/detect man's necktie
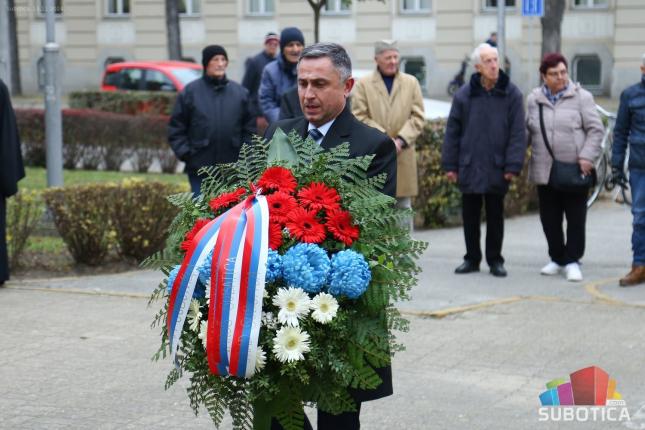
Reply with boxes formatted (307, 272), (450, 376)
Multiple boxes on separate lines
(307, 128), (323, 142)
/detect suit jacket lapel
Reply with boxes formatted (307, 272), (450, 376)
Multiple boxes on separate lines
(321, 105), (352, 150)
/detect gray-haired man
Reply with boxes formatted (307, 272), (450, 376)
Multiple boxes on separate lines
(441, 43), (526, 278)
(264, 42), (397, 430)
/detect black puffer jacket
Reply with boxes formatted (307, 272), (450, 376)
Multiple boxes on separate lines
(168, 75), (255, 173)
(442, 70), (526, 194)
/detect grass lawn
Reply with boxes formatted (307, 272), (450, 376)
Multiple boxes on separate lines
(21, 167), (188, 190)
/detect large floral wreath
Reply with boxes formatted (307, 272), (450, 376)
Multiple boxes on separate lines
(147, 130), (427, 429)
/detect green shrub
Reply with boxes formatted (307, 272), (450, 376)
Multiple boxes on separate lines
(108, 179), (182, 262)
(413, 119), (537, 228)
(6, 190), (44, 269)
(43, 184), (115, 266)
(69, 91), (177, 116)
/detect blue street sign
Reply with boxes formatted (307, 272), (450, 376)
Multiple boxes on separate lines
(522, 0), (544, 17)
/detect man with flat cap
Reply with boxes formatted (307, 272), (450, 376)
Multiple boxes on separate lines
(169, 44), (255, 195)
(352, 39), (425, 231)
(265, 42), (397, 430)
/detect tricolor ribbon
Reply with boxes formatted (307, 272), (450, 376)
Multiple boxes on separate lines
(167, 193), (269, 378)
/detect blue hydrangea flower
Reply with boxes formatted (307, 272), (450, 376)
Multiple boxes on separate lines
(327, 250), (371, 299)
(166, 265), (181, 294)
(166, 259), (206, 299)
(197, 250), (213, 286)
(266, 249), (283, 283)
(282, 243), (331, 293)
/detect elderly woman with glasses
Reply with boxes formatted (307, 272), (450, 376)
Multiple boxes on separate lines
(525, 53), (604, 282)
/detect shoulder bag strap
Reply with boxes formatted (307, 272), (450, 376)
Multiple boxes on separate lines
(539, 103), (556, 160)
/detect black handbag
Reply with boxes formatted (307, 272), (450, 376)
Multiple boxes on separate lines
(539, 104), (596, 192)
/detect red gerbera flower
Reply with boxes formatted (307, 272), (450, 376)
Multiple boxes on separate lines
(257, 167), (298, 194)
(266, 191), (298, 224)
(326, 210), (360, 246)
(268, 221), (283, 250)
(297, 182), (341, 212)
(208, 188), (246, 213)
(180, 218), (211, 251)
(285, 207), (327, 244)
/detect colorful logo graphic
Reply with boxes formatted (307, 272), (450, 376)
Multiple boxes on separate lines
(539, 365), (622, 406)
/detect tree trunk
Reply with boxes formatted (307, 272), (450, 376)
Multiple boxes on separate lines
(8, 0), (21, 95)
(540, 0), (565, 58)
(165, 0), (182, 60)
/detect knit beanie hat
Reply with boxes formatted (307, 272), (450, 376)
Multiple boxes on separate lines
(279, 27), (304, 51)
(201, 45), (228, 69)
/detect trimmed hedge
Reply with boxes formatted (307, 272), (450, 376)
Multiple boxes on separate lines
(6, 190), (44, 269)
(15, 108), (177, 173)
(69, 90), (177, 116)
(43, 181), (183, 266)
(413, 119), (537, 228)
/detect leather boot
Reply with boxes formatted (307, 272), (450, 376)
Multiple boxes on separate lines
(619, 265), (645, 287)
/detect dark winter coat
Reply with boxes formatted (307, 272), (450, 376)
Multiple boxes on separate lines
(259, 55), (298, 124)
(168, 75), (255, 174)
(613, 75), (645, 171)
(442, 70), (526, 195)
(278, 86), (302, 120)
(241, 50), (276, 118)
(1, 78), (25, 283)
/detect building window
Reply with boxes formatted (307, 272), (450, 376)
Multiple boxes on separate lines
(573, 55), (602, 91)
(179, 0), (201, 16)
(572, 0), (608, 8)
(323, 0), (350, 14)
(400, 0), (431, 14)
(483, 0), (516, 10)
(401, 57), (426, 89)
(248, 0), (274, 15)
(37, 0), (63, 15)
(106, 0), (130, 16)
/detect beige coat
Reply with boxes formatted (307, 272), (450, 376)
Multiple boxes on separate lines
(526, 83), (604, 185)
(352, 70), (425, 197)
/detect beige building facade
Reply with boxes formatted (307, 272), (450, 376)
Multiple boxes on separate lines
(11, 0), (645, 97)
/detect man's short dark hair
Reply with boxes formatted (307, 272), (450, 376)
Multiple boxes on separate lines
(540, 53), (568, 75)
(298, 42), (352, 83)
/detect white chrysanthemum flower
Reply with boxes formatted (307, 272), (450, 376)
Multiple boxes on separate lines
(187, 299), (202, 332)
(198, 320), (208, 350)
(263, 288), (269, 299)
(255, 347), (267, 373)
(205, 284), (211, 306)
(261, 311), (278, 329)
(310, 292), (339, 324)
(272, 326), (310, 363)
(272, 287), (311, 327)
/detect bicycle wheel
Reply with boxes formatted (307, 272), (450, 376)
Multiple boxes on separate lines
(587, 153), (608, 208)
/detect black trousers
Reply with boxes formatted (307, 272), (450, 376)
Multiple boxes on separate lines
(0, 197), (8, 283)
(537, 185), (587, 266)
(270, 403), (362, 430)
(461, 193), (505, 266)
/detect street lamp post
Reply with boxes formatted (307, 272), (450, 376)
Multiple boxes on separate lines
(43, 0), (63, 187)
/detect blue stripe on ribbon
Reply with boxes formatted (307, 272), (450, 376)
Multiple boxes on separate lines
(236, 200), (264, 376)
(169, 214), (227, 355)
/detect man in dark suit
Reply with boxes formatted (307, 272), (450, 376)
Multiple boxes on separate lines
(0, 78), (25, 286)
(264, 42), (396, 430)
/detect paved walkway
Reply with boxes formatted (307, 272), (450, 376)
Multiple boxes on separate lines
(2, 201), (645, 429)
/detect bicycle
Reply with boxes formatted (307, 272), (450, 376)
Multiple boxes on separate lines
(586, 105), (631, 208)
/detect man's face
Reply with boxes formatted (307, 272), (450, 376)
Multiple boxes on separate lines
(474, 47), (499, 82)
(283, 41), (304, 64)
(490, 34), (497, 44)
(375, 49), (400, 77)
(542, 62), (569, 94)
(297, 57), (354, 127)
(641, 64), (645, 75)
(265, 40), (279, 57)
(206, 55), (227, 78)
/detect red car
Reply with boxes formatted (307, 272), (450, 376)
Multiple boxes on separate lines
(101, 61), (202, 92)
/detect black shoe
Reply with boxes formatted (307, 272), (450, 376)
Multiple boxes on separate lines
(489, 263), (507, 277)
(455, 261), (480, 274)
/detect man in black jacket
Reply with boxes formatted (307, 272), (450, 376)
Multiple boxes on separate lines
(264, 43), (397, 429)
(242, 32), (279, 134)
(0, 78), (25, 286)
(168, 45), (255, 195)
(441, 43), (526, 278)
